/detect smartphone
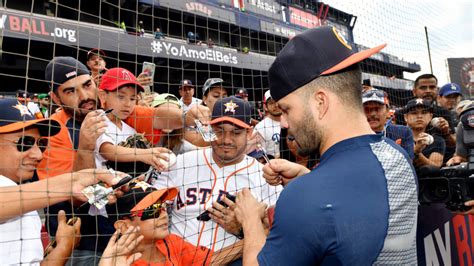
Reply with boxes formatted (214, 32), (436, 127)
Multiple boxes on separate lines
(142, 62), (155, 95)
(197, 193), (236, 222)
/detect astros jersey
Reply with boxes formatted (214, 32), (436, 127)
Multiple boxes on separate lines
(154, 147), (282, 251)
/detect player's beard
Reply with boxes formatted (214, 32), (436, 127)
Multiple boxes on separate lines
(290, 110), (321, 157)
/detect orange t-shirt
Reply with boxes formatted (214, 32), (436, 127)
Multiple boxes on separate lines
(132, 234), (213, 266)
(37, 107), (161, 180)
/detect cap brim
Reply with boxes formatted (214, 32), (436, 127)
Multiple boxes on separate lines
(362, 98), (385, 105)
(321, 44), (387, 75)
(130, 187), (178, 212)
(210, 117), (250, 129)
(441, 91), (462, 97)
(0, 118), (61, 137)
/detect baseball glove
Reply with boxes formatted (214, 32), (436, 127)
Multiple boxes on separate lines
(106, 133), (152, 177)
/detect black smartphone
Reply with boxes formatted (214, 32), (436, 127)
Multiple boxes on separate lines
(197, 193), (236, 222)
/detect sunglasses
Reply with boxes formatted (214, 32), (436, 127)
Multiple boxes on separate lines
(1, 136), (48, 153)
(132, 202), (167, 221)
(363, 90), (386, 98)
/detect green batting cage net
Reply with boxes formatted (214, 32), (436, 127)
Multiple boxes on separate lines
(0, 0), (471, 265)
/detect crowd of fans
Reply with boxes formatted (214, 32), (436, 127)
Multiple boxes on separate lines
(0, 28), (472, 265)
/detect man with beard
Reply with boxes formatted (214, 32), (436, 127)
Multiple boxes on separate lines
(154, 96), (281, 257)
(362, 88), (414, 159)
(38, 57), (209, 265)
(233, 26), (418, 265)
(254, 90), (282, 158)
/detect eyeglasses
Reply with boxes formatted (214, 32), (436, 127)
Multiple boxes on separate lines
(362, 90), (386, 98)
(132, 202), (167, 221)
(0, 136), (48, 153)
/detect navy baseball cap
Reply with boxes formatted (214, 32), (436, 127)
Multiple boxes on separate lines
(439, 83), (462, 97)
(202, 78), (224, 95)
(210, 96), (252, 129)
(0, 98), (60, 136)
(402, 98), (433, 114)
(179, 79), (194, 88)
(45, 57), (90, 92)
(235, 88), (248, 97)
(268, 26), (386, 101)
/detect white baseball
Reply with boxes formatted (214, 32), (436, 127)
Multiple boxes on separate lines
(426, 134), (434, 145)
(431, 117), (440, 128)
(159, 152), (177, 170)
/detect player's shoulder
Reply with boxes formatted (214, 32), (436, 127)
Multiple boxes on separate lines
(179, 147), (210, 167)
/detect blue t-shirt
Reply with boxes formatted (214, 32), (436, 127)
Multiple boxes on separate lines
(384, 123), (415, 160)
(257, 134), (418, 265)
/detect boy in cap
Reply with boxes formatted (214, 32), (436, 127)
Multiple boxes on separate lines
(0, 98), (123, 265)
(362, 88), (414, 159)
(235, 26), (418, 265)
(96, 67), (171, 173)
(403, 99), (445, 168)
(154, 96), (281, 254)
(102, 181), (242, 265)
(178, 79), (201, 112)
(184, 78), (227, 147)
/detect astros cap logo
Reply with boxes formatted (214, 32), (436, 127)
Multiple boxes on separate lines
(224, 100), (238, 114)
(13, 101), (33, 117)
(332, 27), (351, 50)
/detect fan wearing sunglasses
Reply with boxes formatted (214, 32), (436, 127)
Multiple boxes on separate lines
(362, 89), (415, 160)
(0, 98), (128, 265)
(101, 181), (242, 266)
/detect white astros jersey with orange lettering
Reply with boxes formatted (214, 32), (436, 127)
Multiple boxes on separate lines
(153, 147), (282, 251)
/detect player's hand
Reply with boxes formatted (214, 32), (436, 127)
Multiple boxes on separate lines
(137, 72), (153, 87)
(99, 226), (143, 266)
(186, 105), (211, 126)
(78, 110), (108, 151)
(208, 195), (241, 235)
(235, 188), (267, 226)
(263, 159), (310, 186)
(437, 117), (450, 136)
(137, 93), (154, 107)
(446, 155), (466, 166)
(53, 210), (81, 253)
(138, 147), (172, 172)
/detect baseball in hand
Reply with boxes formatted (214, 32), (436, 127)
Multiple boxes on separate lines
(431, 117), (440, 128)
(159, 152), (177, 170)
(426, 134), (434, 145)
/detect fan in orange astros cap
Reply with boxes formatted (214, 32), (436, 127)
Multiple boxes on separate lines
(104, 181), (243, 266)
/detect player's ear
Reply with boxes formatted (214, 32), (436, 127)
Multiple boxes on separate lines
(114, 219), (130, 231)
(98, 90), (107, 107)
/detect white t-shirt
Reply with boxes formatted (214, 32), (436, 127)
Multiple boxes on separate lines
(154, 148), (282, 251)
(0, 175), (43, 265)
(27, 102), (41, 116)
(179, 97), (202, 113)
(95, 116), (137, 169)
(255, 117), (281, 157)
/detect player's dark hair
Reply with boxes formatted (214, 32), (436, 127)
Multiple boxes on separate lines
(297, 64), (362, 110)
